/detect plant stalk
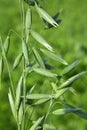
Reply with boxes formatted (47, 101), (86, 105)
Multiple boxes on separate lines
(21, 1), (26, 130)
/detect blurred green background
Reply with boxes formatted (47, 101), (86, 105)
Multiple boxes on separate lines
(0, 0), (87, 130)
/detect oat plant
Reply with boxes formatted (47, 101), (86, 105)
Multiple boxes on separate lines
(0, 0), (87, 130)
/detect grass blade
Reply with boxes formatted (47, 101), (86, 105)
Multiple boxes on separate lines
(33, 68), (57, 77)
(30, 30), (53, 51)
(40, 49), (68, 65)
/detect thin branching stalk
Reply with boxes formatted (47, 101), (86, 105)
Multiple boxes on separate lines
(0, 39), (15, 98)
(4, 55), (15, 97)
(1, 1), (87, 130)
(22, 59), (26, 130)
(21, 1), (26, 130)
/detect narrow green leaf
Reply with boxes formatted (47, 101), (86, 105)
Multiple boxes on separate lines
(13, 53), (22, 70)
(25, 7), (32, 43)
(8, 89), (16, 120)
(3, 36), (10, 56)
(22, 40), (29, 61)
(33, 68), (57, 77)
(35, 3), (58, 27)
(52, 108), (81, 115)
(61, 60), (80, 75)
(30, 30), (53, 51)
(30, 116), (44, 130)
(26, 94), (54, 100)
(32, 48), (45, 68)
(15, 76), (23, 110)
(58, 71), (87, 89)
(40, 49), (68, 65)
(18, 103), (23, 125)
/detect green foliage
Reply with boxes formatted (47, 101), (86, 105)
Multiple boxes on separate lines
(0, 0), (87, 130)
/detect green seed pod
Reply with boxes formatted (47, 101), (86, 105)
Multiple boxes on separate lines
(22, 40), (29, 61)
(13, 53), (23, 70)
(18, 103), (23, 125)
(4, 36), (10, 56)
(8, 89), (17, 121)
(15, 76), (23, 111)
(25, 7), (32, 43)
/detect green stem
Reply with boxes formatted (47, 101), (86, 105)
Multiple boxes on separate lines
(0, 36), (15, 97)
(18, 124), (21, 130)
(21, 1), (26, 130)
(4, 55), (15, 97)
(21, 0), (25, 39)
(0, 76), (2, 90)
(22, 65), (26, 130)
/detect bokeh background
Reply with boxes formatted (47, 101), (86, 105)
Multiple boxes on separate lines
(0, 0), (87, 130)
